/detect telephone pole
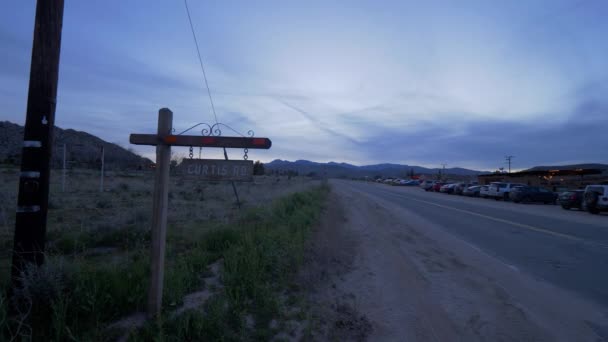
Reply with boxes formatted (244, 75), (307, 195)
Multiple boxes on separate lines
(440, 163), (447, 181)
(505, 155), (514, 173)
(100, 145), (105, 192)
(11, 0), (65, 285)
(62, 143), (66, 192)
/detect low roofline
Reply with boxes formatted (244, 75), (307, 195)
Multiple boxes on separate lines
(478, 168), (604, 177)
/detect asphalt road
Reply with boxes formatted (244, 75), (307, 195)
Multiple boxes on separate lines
(340, 180), (608, 308)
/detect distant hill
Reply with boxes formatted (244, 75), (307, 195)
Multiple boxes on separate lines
(525, 164), (608, 171)
(0, 121), (152, 170)
(265, 159), (483, 178)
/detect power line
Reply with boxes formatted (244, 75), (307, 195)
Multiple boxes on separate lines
(183, 0), (219, 125)
(183, 1), (241, 209)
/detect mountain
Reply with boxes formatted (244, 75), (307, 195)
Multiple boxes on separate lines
(265, 159), (483, 178)
(0, 121), (152, 170)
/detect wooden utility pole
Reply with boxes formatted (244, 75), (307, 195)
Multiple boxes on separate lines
(62, 143), (66, 192)
(11, 0), (65, 284)
(99, 145), (105, 192)
(505, 155), (514, 173)
(147, 108), (173, 318)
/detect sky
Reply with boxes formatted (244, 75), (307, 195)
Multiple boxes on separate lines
(1, 0), (607, 171)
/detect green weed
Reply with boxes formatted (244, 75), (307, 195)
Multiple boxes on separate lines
(133, 184), (329, 340)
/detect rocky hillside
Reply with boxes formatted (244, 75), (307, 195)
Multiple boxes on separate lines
(0, 121), (152, 170)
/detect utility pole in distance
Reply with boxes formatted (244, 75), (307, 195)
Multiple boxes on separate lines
(100, 145), (105, 192)
(62, 143), (66, 192)
(505, 155), (514, 173)
(11, 0), (65, 285)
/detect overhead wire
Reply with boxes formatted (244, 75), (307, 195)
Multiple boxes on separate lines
(183, 0), (219, 126)
(183, 0), (241, 208)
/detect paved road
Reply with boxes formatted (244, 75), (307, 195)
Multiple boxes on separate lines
(339, 180), (608, 308)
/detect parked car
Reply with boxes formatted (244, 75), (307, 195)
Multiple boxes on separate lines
(487, 182), (527, 201)
(420, 180), (435, 191)
(402, 180), (420, 186)
(432, 182), (446, 192)
(454, 183), (476, 195)
(440, 183), (456, 194)
(558, 190), (585, 210)
(509, 186), (557, 204)
(479, 185), (491, 198)
(582, 185), (608, 214)
(463, 185), (481, 197)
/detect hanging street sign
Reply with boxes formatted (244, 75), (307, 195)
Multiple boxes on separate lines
(129, 134), (272, 149)
(177, 159), (254, 182)
(129, 110), (273, 318)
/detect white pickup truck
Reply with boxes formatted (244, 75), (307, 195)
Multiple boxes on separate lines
(487, 182), (526, 201)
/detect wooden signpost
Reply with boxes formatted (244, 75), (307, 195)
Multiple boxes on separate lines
(130, 108), (271, 318)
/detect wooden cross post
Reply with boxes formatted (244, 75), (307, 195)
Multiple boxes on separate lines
(147, 108), (172, 318)
(130, 109), (271, 318)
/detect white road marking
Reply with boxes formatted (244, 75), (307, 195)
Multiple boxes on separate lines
(375, 187), (608, 249)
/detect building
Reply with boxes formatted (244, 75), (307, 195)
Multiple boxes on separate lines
(478, 168), (608, 191)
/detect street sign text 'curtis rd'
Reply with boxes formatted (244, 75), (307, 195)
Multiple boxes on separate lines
(178, 159), (253, 182)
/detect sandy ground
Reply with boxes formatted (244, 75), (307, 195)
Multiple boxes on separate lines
(302, 181), (608, 341)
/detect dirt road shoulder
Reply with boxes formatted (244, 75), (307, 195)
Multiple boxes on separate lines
(300, 181), (608, 341)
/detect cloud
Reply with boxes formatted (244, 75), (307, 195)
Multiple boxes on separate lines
(2, 1), (608, 170)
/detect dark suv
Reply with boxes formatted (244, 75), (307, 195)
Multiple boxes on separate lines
(509, 186), (557, 204)
(558, 190), (584, 210)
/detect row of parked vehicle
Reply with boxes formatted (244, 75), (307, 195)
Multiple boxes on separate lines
(376, 178), (422, 186)
(418, 180), (608, 215)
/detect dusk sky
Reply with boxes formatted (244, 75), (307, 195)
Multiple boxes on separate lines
(1, 1), (607, 170)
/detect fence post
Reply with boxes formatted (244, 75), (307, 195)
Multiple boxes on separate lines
(147, 108), (173, 318)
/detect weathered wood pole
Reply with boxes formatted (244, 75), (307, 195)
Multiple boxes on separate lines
(11, 0), (65, 285)
(62, 143), (66, 192)
(99, 145), (105, 192)
(147, 108), (173, 318)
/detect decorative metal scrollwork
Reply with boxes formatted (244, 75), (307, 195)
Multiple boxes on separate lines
(175, 122), (255, 138)
(175, 122), (256, 161)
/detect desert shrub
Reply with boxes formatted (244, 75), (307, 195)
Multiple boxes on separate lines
(91, 225), (149, 250)
(0, 293), (7, 339)
(163, 248), (211, 308)
(52, 231), (88, 255)
(7, 252), (150, 340)
(117, 182), (130, 192)
(9, 261), (68, 340)
(96, 198), (112, 209)
(132, 297), (244, 342)
(47, 200), (60, 210)
(126, 209), (149, 226)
